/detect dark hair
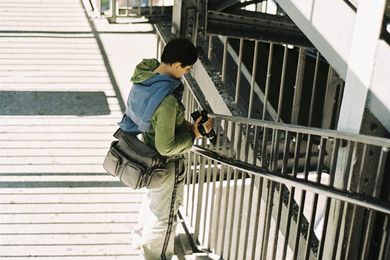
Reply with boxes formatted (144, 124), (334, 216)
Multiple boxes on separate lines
(161, 38), (198, 67)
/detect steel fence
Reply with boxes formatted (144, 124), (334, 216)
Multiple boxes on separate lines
(109, 0), (172, 20)
(184, 99), (390, 260)
(155, 25), (390, 260)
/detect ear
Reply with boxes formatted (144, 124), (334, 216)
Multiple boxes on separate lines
(172, 62), (182, 69)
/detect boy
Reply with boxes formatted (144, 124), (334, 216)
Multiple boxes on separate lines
(119, 38), (213, 259)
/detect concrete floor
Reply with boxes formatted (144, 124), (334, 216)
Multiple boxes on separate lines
(0, 0), (158, 258)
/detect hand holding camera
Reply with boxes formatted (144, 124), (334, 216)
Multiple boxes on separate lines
(191, 110), (216, 145)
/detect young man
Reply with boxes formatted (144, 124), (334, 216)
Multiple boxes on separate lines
(119, 38), (213, 259)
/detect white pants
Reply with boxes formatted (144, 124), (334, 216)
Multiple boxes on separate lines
(134, 158), (186, 260)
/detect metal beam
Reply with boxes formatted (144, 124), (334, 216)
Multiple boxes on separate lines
(207, 10), (313, 47)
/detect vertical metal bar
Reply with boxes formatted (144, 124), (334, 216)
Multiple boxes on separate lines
(242, 174), (255, 260)
(207, 117), (222, 250)
(194, 139), (207, 241)
(149, 0), (153, 15)
(359, 147), (388, 260)
(304, 137), (327, 260)
(318, 138), (340, 259)
(190, 104), (202, 225)
(240, 121), (256, 259)
(201, 153), (213, 245)
(281, 132), (302, 260)
(261, 180), (275, 260)
(250, 176), (264, 259)
(260, 127), (275, 259)
(187, 96), (195, 218)
(97, 0), (102, 16)
(138, 0), (142, 16)
(221, 36), (228, 83)
(360, 209), (375, 260)
(186, 151), (193, 216)
(260, 126), (268, 167)
(193, 11), (199, 45)
(271, 130), (290, 260)
(208, 34), (213, 60)
(231, 123), (246, 260)
(111, 0), (117, 22)
(125, 0), (129, 16)
(161, 0), (164, 15)
(226, 121), (238, 260)
(184, 85), (191, 217)
(358, 145), (376, 260)
(156, 33), (160, 59)
(293, 134), (313, 259)
(220, 121), (232, 257)
(332, 141), (355, 260)
(248, 40), (259, 119)
(190, 148), (199, 226)
(262, 42), (274, 120)
(235, 38), (244, 104)
(321, 66), (337, 129)
(373, 148), (388, 197)
(308, 51), (320, 127)
(277, 46), (288, 122)
(291, 47), (306, 125)
(379, 215), (389, 260)
(344, 143), (368, 258)
(213, 119), (228, 254)
(243, 124), (251, 164)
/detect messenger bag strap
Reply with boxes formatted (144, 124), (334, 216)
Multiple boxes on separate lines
(161, 160), (180, 260)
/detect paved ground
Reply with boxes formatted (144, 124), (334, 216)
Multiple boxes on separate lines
(0, 0), (157, 258)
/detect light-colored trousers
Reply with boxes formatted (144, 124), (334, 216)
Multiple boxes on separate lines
(133, 158), (186, 260)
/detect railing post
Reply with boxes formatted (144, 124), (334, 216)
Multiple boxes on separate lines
(109, 0), (117, 23)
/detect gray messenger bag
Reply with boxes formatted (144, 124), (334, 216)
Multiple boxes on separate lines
(103, 129), (167, 189)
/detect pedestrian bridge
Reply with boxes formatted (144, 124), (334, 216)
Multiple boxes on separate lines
(0, 0), (389, 259)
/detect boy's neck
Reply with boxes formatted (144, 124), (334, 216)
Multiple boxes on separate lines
(154, 63), (174, 77)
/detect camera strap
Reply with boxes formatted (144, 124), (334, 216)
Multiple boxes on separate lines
(161, 160), (180, 260)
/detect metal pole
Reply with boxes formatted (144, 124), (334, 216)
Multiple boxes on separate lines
(111, 0), (117, 22)
(281, 132), (302, 259)
(138, 0), (142, 17)
(318, 138), (340, 259)
(194, 139), (207, 241)
(277, 46), (288, 122)
(291, 47), (306, 125)
(248, 40), (259, 119)
(221, 36), (228, 83)
(208, 34), (213, 60)
(235, 38), (244, 104)
(308, 51), (320, 127)
(219, 120), (232, 257)
(262, 43), (274, 120)
(304, 138), (326, 260)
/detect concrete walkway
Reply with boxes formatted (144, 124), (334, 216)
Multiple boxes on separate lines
(0, 0), (157, 258)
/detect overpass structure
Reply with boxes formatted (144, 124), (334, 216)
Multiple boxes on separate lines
(1, 0), (389, 259)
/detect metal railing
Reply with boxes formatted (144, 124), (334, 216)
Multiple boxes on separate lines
(108, 0), (173, 20)
(155, 22), (390, 260)
(184, 102), (390, 260)
(206, 34), (344, 129)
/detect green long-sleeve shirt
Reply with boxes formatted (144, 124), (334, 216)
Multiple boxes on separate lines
(144, 94), (194, 157)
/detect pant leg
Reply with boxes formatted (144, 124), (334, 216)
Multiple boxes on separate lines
(139, 158), (186, 260)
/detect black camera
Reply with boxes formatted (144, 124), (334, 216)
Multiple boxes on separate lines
(191, 110), (217, 145)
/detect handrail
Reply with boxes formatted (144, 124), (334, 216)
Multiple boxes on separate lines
(191, 145), (390, 215)
(209, 113), (390, 148)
